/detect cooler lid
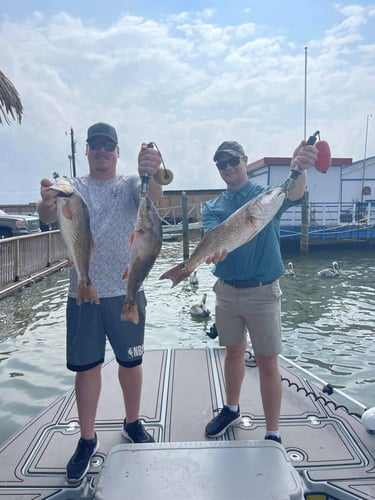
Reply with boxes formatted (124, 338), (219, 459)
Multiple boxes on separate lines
(94, 440), (304, 500)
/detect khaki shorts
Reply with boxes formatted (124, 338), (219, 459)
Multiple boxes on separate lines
(213, 279), (282, 356)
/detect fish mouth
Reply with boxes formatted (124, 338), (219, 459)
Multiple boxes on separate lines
(49, 185), (73, 197)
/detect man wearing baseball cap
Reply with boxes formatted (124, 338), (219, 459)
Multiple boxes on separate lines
(38, 122), (163, 482)
(203, 138), (318, 444)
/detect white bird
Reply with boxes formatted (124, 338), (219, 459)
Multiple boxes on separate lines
(318, 261), (340, 277)
(190, 293), (210, 318)
(284, 262), (295, 277)
(189, 270), (199, 286)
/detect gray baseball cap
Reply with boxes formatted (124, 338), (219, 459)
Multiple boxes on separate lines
(213, 141), (245, 161)
(87, 122), (118, 144)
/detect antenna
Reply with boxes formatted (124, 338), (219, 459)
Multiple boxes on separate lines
(361, 113), (372, 203)
(65, 127), (77, 177)
(304, 46), (308, 141)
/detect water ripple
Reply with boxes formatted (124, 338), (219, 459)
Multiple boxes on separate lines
(0, 242), (374, 445)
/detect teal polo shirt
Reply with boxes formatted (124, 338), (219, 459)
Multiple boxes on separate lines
(201, 181), (303, 282)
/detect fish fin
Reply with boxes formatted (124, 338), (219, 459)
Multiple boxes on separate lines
(120, 298), (139, 324)
(159, 264), (189, 288)
(89, 235), (94, 266)
(128, 231), (136, 246)
(76, 282), (100, 305)
(122, 267), (129, 280)
(128, 229), (144, 246)
(61, 202), (73, 220)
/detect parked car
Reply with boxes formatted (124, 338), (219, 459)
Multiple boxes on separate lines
(26, 211), (59, 232)
(21, 211), (59, 232)
(0, 209), (41, 238)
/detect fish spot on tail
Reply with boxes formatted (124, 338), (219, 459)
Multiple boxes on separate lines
(121, 300), (139, 324)
(159, 264), (190, 288)
(76, 283), (100, 305)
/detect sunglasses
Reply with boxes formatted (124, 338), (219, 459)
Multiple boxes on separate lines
(216, 157), (242, 171)
(88, 139), (117, 152)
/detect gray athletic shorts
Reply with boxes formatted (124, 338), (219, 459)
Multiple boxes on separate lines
(66, 292), (147, 371)
(213, 279), (282, 356)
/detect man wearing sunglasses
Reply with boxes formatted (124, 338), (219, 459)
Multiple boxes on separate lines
(38, 122), (162, 483)
(203, 140), (318, 444)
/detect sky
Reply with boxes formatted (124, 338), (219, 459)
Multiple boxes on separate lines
(0, 1), (374, 204)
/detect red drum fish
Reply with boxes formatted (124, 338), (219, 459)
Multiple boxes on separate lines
(51, 177), (99, 305)
(160, 187), (285, 287)
(121, 195), (162, 324)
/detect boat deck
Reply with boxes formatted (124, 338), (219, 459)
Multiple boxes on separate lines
(0, 348), (374, 499)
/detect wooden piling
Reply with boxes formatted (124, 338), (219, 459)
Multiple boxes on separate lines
(300, 191), (309, 252)
(181, 192), (189, 260)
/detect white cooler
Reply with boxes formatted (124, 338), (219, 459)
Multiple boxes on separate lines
(94, 440), (304, 500)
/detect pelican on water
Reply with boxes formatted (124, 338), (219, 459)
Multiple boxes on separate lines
(284, 262), (295, 277)
(318, 261), (340, 277)
(190, 293), (210, 318)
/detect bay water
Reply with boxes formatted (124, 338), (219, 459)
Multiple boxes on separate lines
(0, 238), (374, 445)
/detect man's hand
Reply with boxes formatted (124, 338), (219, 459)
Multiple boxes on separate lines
(138, 143), (162, 178)
(291, 141), (318, 170)
(38, 178), (58, 222)
(40, 178), (58, 211)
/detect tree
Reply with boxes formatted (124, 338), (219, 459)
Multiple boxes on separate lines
(0, 70), (23, 125)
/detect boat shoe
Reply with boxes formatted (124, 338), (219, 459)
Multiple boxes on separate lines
(205, 406), (242, 438)
(122, 419), (155, 443)
(66, 433), (99, 483)
(265, 434), (282, 444)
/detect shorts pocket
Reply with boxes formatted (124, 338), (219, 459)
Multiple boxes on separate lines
(270, 279), (282, 299)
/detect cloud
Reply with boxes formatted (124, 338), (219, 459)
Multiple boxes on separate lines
(0, 5), (374, 203)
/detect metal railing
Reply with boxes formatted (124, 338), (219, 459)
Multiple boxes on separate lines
(1, 200), (374, 291)
(282, 201), (375, 226)
(159, 200), (375, 231)
(0, 231), (67, 288)
(280, 201), (375, 240)
(158, 203), (202, 227)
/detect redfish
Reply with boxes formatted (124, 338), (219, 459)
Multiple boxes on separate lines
(51, 177), (99, 305)
(121, 195), (162, 323)
(160, 187), (285, 287)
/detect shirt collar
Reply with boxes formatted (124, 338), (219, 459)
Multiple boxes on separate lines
(224, 181), (252, 201)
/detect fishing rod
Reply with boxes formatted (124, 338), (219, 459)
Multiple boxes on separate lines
(141, 142), (174, 196)
(285, 131), (331, 193)
(279, 354), (368, 411)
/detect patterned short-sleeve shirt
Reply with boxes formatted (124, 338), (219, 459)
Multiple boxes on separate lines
(68, 175), (140, 298)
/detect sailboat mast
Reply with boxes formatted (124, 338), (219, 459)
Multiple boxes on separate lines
(361, 113), (372, 203)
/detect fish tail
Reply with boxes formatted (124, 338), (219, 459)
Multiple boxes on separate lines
(76, 282), (100, 305)
(120, 298), (139, 324)
(159, 264), (189, 288)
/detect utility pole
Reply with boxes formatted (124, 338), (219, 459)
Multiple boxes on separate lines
(66, 127), (77, 177)
(70, 127), (76, 177)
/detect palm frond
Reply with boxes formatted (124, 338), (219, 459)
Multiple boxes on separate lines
(0, 70), (23, 125)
